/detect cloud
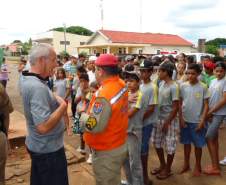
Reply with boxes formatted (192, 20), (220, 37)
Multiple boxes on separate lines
(180, 0), (219, 10)
(173, 20), (224, 29)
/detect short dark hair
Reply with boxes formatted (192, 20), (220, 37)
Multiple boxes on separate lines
(187, 55), (195, 64)
(79, 73), (89, 81)
(64, 56), (69, 61)
(159, 62), (174, 77)
(100, 66), (119, 75)
(79, 53), (86, 58)
(187, 63), (202, 74)
(128, 73), (140, 82)
(215, 61), (226, 70)
(77, 65), (87, 73)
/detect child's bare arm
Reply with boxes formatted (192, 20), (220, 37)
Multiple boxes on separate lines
(178, 98), (186, 128)
(64, 88), (71, 99)
(208, 92), (226, 115)
(128, 107), (139, 118)
(162, 100), (179, 133)
(143, 105), (155, 120)
(196, 99), (208, 131)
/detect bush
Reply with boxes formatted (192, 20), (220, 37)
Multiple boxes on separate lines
(205, 45), (219, 56)
(59, 51), (70, 58)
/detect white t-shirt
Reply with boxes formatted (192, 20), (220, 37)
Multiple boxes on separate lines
(87, 70), (96, 84)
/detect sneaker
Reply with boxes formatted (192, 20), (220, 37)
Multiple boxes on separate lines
(86, 154), (92, 164)
(121, 180), (128, 185)
(76, 147), (86, 154)
(219, 157), (226, 166)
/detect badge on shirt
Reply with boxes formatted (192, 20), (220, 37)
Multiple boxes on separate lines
(195, 92), (201, 99)
(86, 117), (97, 131)
(93, 102), (103, 115)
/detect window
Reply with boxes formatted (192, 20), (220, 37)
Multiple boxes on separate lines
(138, 49), (143, 54)
(80, 42), (85, 45)
(118, 48), (126, 54)
(60, 41), (70, 45)
(102, 48), (107, 54)
(118, 48), (122, 54)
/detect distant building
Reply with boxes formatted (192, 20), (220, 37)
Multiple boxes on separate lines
(32, 31), (90, 55)
(78, 30), (196, 55)
(0, 43), (22, 56)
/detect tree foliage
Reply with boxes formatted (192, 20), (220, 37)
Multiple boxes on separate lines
(21, 38), (32, 55)
(205, 45), (219, 56)
(205, 38), (226, 56)
(206, 38), (226, 46)
(52, 26), (93, 36)
(12, 40), (22, 44)
(59, 51), (70, 58)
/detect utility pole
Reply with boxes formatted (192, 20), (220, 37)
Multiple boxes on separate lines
(100, 0), (104, 30)
(63, 23), (67, 52)
(139, 0), (143, 32)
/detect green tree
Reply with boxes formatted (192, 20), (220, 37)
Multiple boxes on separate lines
(51, 26), (93, 36)
(206, 38), (226, 46)
(21, 38), (32, 55)
(59, 51), (70, 58)
(205, 45), (219, 56)
(12, 40), (22, 44)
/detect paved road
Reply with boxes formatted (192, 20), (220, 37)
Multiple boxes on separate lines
(6, 61), (226, 185)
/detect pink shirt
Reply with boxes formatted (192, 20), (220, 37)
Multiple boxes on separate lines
(0, 64), (9, 80)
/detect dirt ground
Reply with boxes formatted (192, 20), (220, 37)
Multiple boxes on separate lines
(5, 61), (226, 185)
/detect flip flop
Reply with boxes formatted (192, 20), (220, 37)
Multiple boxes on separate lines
(151, 168), (162, 175)
(156, 172), (173, 180)
(203, 168), (221, 176)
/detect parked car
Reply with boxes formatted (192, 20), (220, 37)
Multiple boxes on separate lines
(185, 53), (215, 63)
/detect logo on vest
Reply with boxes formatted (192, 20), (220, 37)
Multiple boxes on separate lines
(93, 102), (103, 115)
(86, 117), (97, 131)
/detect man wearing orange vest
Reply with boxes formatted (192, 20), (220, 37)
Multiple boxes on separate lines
(80, 54), (128, 185)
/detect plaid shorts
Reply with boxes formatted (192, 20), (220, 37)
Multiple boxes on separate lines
(151, 119), (179, 155)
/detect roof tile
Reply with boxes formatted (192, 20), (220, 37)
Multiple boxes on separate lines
(99, 30), (193, 46)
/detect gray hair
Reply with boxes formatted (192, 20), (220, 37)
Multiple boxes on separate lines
(29, 43), (53, 66)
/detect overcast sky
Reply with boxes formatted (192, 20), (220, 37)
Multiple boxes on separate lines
(0, 0), (225, 45)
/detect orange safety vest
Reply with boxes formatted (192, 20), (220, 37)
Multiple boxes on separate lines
(83, 76), (128, 151)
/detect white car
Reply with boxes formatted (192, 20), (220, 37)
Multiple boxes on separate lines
(186, 53), (215, 63)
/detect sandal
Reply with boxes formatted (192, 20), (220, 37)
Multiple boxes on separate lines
(151, 168), (162, 175)
(203, 167), (221, 176)
(156, 172), (173, 180)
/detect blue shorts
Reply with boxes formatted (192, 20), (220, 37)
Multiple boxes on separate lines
(141, 124), (153, 155)
(180, 122), (206, 148)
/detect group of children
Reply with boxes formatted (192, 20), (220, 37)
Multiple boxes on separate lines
(46, 53), (226, 185)
(52, 61), (99, 164)
(122, 56), (226, 185)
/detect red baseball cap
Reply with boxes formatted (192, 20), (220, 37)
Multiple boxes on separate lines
(204, 60), (216, 70)
(95, 54), (118, 66)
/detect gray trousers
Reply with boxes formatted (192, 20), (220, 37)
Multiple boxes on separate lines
(0, 132), (7, 185)
(124, 131), (144, 185)
(92, 142), (128, 185)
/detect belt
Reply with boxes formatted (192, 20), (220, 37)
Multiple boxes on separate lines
(91, 142), (127, 155)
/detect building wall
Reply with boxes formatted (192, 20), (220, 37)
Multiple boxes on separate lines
(87, 33), (109, 45)
(143, 45), (196, 54)
(52, 31), (90, 55)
